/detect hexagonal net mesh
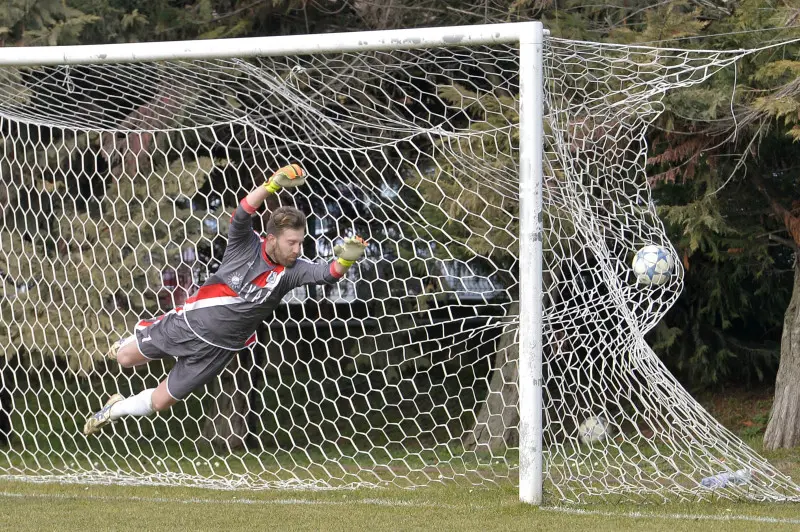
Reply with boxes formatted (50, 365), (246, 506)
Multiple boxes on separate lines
(0, 33), (798, 503)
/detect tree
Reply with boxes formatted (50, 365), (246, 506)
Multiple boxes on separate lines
(0, 1), (99, 46)
(640, 0), (800, 448)
(411, 0), (800, 451)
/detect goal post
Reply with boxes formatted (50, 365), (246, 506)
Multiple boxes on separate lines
(0, 22), (798, 505)
(518, 22), (545, 505)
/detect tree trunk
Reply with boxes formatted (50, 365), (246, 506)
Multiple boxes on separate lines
(764, 256), (800, 450)
(201, 357), (249, 451)
(463, 301), (519, 452)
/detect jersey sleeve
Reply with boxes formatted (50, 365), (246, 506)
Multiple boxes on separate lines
(283, 257), (343, 288)
(226, 198), (259, 258)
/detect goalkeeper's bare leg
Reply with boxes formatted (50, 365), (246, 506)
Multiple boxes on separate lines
(83, 337), (177, 436)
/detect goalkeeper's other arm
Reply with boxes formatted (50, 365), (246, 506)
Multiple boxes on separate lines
(332, 236), (368, 276)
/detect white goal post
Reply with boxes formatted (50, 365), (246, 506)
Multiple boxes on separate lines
(518, 22), (545, 504)
(0, 22), (797, 505)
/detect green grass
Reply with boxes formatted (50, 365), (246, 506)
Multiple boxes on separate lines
(0, 479), (799, 531)
(1, 434), (798, 530)
(2, 386), (799, 529)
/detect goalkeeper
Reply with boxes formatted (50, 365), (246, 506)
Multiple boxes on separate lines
(84, 164), (367, 436)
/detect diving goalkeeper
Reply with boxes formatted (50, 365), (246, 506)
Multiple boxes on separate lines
(84, 164), (367, 436)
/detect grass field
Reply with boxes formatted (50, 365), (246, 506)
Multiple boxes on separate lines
(1, 478), (800, 531)
(1, 389), (799, 531)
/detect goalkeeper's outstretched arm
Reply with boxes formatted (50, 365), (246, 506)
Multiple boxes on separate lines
(229, 164), (307, 254)
(244, 163), (306, 211)
(284, 236), (368, 286)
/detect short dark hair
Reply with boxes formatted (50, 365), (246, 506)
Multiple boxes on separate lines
(266, 206), (306, 237)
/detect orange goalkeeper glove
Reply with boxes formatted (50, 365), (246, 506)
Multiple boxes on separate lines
(264, 164), (306, 194)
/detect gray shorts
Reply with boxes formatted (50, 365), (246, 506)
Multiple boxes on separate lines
(134, 311), (236, 400)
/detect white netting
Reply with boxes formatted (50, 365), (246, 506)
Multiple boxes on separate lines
(0, 33), (798, 503)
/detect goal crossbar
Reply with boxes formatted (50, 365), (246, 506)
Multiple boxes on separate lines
(0, 23), (547, 66)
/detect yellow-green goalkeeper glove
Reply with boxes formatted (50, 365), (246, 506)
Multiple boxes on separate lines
(263, 164), (306, 194)
(333, 236), (368, 268)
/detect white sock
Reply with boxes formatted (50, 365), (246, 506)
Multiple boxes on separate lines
(109, 389), (155, 420)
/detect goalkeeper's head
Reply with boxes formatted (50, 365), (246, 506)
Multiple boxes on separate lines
(264, 206), (306, 267)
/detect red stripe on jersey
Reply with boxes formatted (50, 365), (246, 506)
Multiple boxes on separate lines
(244, 333), (257, 346)
(136, 306), (182, 329)
(329, 261), (344, 279)
(240, 197), (257, 215)
(185, 283), (238, 304)
(251, 266), (285, 288)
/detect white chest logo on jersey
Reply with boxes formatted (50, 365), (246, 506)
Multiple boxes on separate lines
(266, 271), (278, 286)
(228, 273), (243, 289)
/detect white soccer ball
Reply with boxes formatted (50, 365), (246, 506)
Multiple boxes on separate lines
(578, 416), (611, 445)
(632, 244), (674, 286)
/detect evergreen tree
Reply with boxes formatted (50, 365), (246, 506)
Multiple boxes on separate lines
(614, 0), (800, 446)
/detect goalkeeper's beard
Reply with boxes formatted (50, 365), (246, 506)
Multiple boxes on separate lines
(265, 240), (297, 267)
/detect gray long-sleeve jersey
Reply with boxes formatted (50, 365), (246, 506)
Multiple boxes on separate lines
(178, 198), (342, 350)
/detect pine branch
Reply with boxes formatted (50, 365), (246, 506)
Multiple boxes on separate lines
(768, 233), (799, 251)
(752, 172), (800, 246)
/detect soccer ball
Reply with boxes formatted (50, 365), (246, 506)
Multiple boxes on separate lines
(578, 416), (611, 445)
(631, 245), (674, 286)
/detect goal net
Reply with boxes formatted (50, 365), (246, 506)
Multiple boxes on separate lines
(0, 25), (797, 503)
